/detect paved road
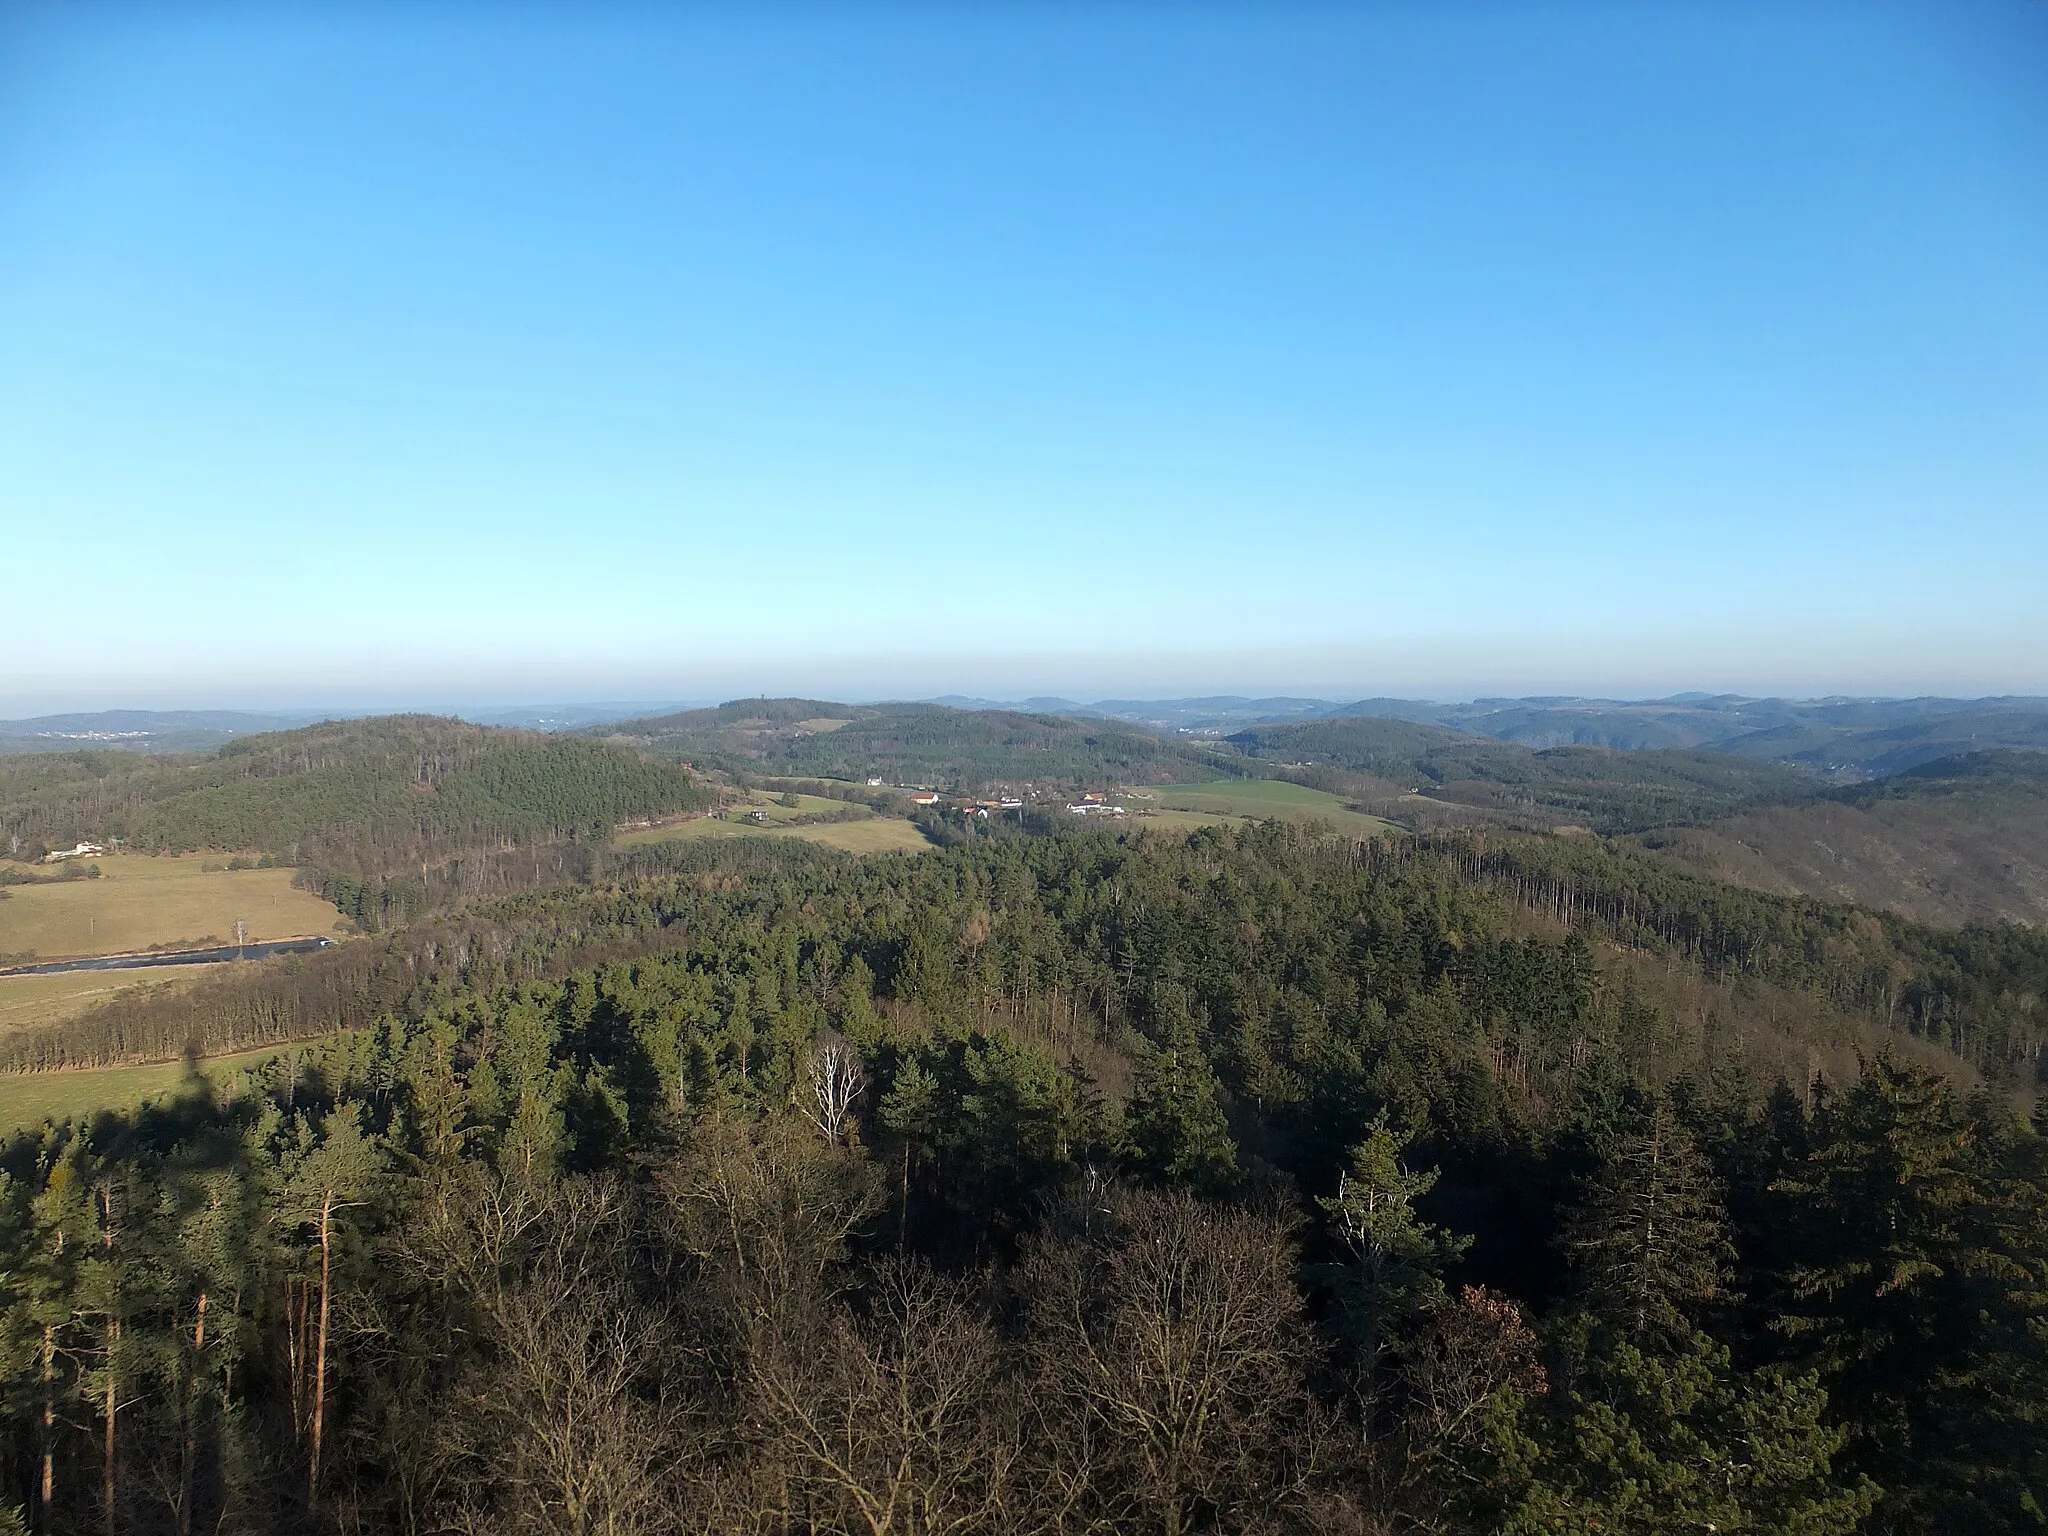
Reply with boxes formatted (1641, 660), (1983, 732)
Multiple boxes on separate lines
(0, 937), (336, 979)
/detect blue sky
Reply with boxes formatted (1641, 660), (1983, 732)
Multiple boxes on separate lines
(3, 2), (2044, 712)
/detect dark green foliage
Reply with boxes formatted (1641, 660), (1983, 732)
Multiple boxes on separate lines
(1561, 1097), (1729, 1344)
(0, 824), (2040, 1529)
(1767, 1055), (2048, 1532)
(1500, 1329), (1875, 1536)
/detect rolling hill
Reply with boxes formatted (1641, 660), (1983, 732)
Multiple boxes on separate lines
(1, 716), (712, 878)
(0, 708), (313, 756)
(1304, 693), (2048, 772)
(1644, 751), (2048, 927)
(1223, 715), (1820, 834)
(600, 698), (1242, 789)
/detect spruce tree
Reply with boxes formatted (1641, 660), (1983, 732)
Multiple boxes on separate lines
(1316, 1111), (1469, 1411)
(1563, 1095), (1729, 1346)
(1772, 1052), (2048, 1533)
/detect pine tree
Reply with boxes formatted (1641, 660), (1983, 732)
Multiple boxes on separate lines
(1504, 1328), (1875, 1536)
(275, 1103), (384, 1505)
(878, 1059), (940, 1244)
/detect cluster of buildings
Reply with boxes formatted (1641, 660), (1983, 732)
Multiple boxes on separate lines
(1066, 793), (1127, 817)
(874, 781), (1131, 822)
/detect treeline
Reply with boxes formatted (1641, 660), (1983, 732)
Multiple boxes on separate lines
(1405, 834), (2048, 1081)
(0, 821), (2041, 1530)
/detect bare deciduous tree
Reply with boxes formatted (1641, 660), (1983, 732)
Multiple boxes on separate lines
(751, 1259), (1020, 1536)
(404, 1171), (698, 1536)
(1020, 1186), (1324, 1536)
(804, 1034), (867, 1146)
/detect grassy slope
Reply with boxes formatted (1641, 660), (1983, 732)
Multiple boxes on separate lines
(1132, 779), (1398, 837)
(0, 1041), (297, 1131)
(0, 962), (230, 1034)
(619, 814), (935, 856)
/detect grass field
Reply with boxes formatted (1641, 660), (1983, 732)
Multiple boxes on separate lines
(1130, 780), (1398, 837)
(0, 853), (348, 961)
(0, 1041), (301, 1131)
(0, 961), (228, 1033)
(620, 809), (933, 856)
(1132, 808), (1247, 832)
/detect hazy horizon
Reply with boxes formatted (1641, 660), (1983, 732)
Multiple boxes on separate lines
(8, 677), (2048, 727)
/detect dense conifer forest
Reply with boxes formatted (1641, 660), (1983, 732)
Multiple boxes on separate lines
(0, 821), (2044, 1532)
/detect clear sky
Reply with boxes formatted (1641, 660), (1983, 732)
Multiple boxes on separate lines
(3, 1), (2045, 712)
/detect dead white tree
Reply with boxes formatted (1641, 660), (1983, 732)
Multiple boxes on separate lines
(803, 1036), (866, 1145)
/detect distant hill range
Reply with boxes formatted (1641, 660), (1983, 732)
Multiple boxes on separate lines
(1305, 694), (2048, 776)
(0, 709), (318, 756)
(17, 693), (2048, 772)
(0, 703), (696, 755)
(940, 692), (2048, 773)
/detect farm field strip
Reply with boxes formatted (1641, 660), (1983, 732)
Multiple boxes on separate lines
(620, 812), (933, 856)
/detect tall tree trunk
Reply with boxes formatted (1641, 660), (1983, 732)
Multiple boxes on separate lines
(179, 1291), (207, 1536)
(38, 1324), (55, 1532)
(102, 1317), (118, 1536)
(309, 1192), (333, 1504)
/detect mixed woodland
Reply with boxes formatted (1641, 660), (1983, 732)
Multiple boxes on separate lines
(0, 709), (2046, 1533)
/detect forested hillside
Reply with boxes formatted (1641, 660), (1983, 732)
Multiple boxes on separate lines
(1646, 750), (2048, 927)
(606, 698), (1238, 788)
(1306, 694), (2048, 770)
(0, 717), (711, 903)
(1226, 716), (1820, 832)
(0, 823), (2042, 1532)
